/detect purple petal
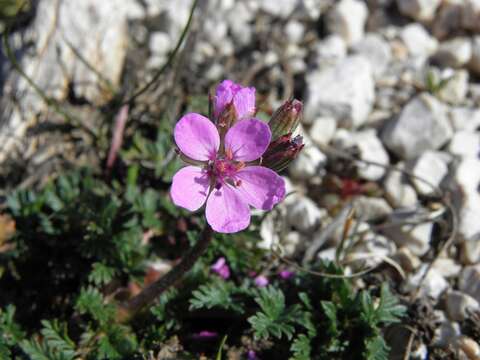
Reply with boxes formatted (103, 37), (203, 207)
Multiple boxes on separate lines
(254, 275), (269, 287)
(211, 257), (226, 271)
(233, 87), (256, 120)
(206, 185), (251, 233)
(170, 166), (210, 211)
(224, 119), (271, 161)
(174, 113), (220, 161)
(279, 270), (294, 279)
(214, 80), (241, 118)
(235, 166), (286, 210)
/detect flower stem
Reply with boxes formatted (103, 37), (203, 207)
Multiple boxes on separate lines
(117, 224), (213, 322)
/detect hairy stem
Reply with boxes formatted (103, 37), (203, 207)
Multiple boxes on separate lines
(118, 224), (213, 322)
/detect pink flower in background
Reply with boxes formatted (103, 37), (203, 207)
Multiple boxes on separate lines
(211, 257), (230, 279)
(279, 269), (294, 280)
(214, 80), (256, 120)
(254, 275), (269, 287)
(170, 81), (286, 233)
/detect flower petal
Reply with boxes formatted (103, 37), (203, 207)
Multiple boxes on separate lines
(233, 87), (256, 120)
(224, 119), (271, 161)
(206, 185), (250, 233)
(174, 113), (220, 161)
(235, 166), (286, 210)
(170, 166), (210, 211)
(214, 80), (241, 118)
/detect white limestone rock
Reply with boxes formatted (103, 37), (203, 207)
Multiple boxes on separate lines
(309, 117), (337, 146)
(409, 151), (449, 196)
(384, 164), (419, 208)
(469, 36), (480, 76)
(397, 0), (442, 22)
(352, 130), (390, 181)
(314, 34), (347, 65)
(400, 23), (438, 58)
(354, 196), (393, 221)
(289, 145), (327, 180)
(259, 0), (298, 18)
(434, 37), (472, 68)
(449, 107), (480, 131)
(382, 93), (453, 159)
(448, 131), (480, 157)
(445, 291), (480, 321)
(286, 196), (326, 233)
(437, 70), (469, 105)
(462, 0), (480, 31)
(403, 265), (448, 299)
(351, 33), (392, 78)
(327, 0), (368, 45)
(459, 265), (480, 302)
(305, 56), (375, 128)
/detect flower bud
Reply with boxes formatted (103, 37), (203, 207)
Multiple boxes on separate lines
(216, 102), (237, 139)
(268, 99), (303, 140)
(261, 133), (304, 172)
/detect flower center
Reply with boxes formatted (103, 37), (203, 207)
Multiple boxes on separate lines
(209, 150), (245, 189)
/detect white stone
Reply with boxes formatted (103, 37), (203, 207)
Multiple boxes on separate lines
(382, 93), (453, 159)
(448, 131), (480, 157)
(259, 0), (298, 18)
(384, 164), (419, 208)
(445, 291), (480, 321)
(149, 32), (171, 55)
(289, 145), (327, 180)
(327, 0), (368, 45)
(462, 0), (480, 31)
(309, 117), (337, 146)
(432, 0), (463, 39)
(461, 241), (480, 264)
(452, 159), (480, 245)
(403, 265), (448, 299)
(469, 36), (480, 76)
(397, 0), (442, 22)
(433, 320), (461, 347)
(449, 107), (480, 131)
(351, 130), (390, 181)
(305, 56), (375, 127)
(435, 37), (472, 68)
(0, 0), (133, 163)
(354, 196), (393, 221)
(437, 70), (469, 105)
(351, 33), (392, 77)
(315, 34), (347, 65)
(400, 23), (438, 58)
(226, 2), (254, 46)
(298, 0), (324, 20)
(382, 211), (433, 256)
(394, 247), (421, 272)
(286, 196), (325, 233)
(459, 265), (480, 302)
(432, 258), (461, 278)
(458, 337), (480, 360)
(409, 151), (449, 196)
(285, 21), (305, 43)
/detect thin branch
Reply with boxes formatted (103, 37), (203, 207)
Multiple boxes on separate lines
(117, 224), (213, 322)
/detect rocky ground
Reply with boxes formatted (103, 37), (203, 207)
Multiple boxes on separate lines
(2, 0), (480, 358)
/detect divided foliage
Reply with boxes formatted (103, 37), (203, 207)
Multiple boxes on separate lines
(0, 127), (405, 359)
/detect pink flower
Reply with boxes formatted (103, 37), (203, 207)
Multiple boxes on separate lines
(214, 80), (256, 120)
(211, 257), (230, 279)
(254, 275), (269, 287)
(279, 270), (294, 280)
(170, 84), (286, 234)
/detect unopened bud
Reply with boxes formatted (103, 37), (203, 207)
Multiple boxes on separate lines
(216, 102), (237, 139)
(268, 99), (303, 140)
(261, 133), (304, 172)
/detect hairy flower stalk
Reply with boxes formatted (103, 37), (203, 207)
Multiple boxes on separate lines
(119, 80), (304, 321)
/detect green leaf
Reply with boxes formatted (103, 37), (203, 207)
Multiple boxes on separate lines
(364, 335), (389, 360)
(290, 334), (311, 360)
(190, 281), (244, 314)
(247, 286), (300, 340)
